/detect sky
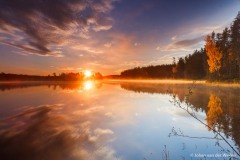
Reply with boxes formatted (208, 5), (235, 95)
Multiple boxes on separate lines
(0, 0), (240, 75)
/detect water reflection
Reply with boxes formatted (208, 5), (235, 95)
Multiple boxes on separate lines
(83, 81), (94, 91)
(0, 104), (119, 160)
(206, 94), (223, 130)
(1, 81), (240, 159)
(121, 82), (240, 153)
(0, 81), (102, 92)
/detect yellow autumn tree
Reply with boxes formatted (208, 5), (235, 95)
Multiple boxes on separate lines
(205, 35), (222, 73)
(206, 94), (223, 130)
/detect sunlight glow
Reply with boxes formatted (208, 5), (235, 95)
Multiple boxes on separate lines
(84, 81), (93, 90)
(84, 70), (93, 78)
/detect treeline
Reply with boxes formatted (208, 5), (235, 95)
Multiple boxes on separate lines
(121, 64), (174, 79)
(172, 48), (207, 79)
(121, 49), (207, 79)
(0, 72), (103, 81)
(121, 13), (240, 81)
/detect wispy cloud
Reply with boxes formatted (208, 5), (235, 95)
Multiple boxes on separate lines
(0, 0), (116, 56)
(162, 22), (231, 53)
(192, 24), (229, 35)
(171, 36), (177, 41)
(2, 41), (63, 57)
(104, 42), (113, 48)
(134, 42), (141, 46)
(71, 45), (103, 54)
(57, 67), (83, 72)
(173, 36), (205, 47)
(156, 35), (205, 52)
(93, 24), (112, 32)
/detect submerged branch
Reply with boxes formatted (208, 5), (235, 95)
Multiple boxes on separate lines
(169, 82), (240, 157)
(169, 127), (223, 140)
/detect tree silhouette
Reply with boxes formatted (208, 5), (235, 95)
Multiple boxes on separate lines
(230, 16), (240, 78)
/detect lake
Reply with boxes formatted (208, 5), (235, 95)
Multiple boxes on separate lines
(0, 81), (240, 160)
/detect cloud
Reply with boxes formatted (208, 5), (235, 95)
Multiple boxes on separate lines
(156, 35), (205, 52)
(0, 0), (116, 56)
(71, 45), (103, 54)
(173, 36), (205, 47)
(2, 41), (63, 57)
(171, 36), (177, 41)
(94, 128), (114, 136)
(134, 42), (141, 46)
(192, 25), (228, 35)
(155, 46), (161, 51)
(105, 112), (115, 119)
(104, 42), (113, 48)
(157, 22), (231, 54)
(93, 24), (112, 32)
(57, 67), (83, 72)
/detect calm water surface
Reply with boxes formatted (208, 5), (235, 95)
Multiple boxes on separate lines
(0, 81), (240, 160)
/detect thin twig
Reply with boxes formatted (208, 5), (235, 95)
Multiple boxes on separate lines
(169, 82), (240, 157)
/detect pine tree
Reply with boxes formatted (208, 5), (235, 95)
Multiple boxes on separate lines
(176, 57), (185, 78)
(216, 28), (231, 78)
(230, 15), (240, 78)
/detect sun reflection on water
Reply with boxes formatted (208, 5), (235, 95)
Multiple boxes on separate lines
(83, 81), (93, 91)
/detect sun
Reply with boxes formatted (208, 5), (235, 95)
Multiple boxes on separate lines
(84, 70), (92, 78)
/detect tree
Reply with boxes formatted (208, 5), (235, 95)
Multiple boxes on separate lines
(205, 35), (223, 77)
(172, 66), (177, 78)
(183, 50), (206, 79)
(172, 57), (177, 78)
(175, 57), (185, 78)
(216, 28), (231, 78)
(94, 72), (103, 80)
(230, 16), (240, 78)
(206, 94), (223, 130)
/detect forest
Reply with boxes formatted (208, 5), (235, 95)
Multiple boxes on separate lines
(121, 14), (240, 81)
(0, 72), (103, 81)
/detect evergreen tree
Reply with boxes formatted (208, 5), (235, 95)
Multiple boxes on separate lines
(176, 57), (185, 78)
(216, 28), (231, 78)
(230, 15), (240, 78)
(184, 50), (206, 79)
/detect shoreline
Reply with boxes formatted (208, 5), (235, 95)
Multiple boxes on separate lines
(1, 79), (240, 87)
(103, 79), (240, 87)
(103, 79), (205, 84)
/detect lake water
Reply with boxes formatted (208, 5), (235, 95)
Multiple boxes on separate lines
(0, 81), (240, 160)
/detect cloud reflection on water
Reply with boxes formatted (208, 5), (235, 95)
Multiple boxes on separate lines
(0, 104), (120, 160)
